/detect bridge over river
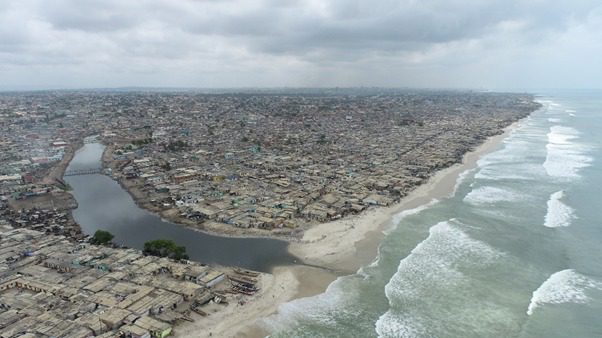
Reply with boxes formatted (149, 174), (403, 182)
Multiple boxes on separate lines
(64, 142), (295, 272)
(63, 168), (103, 176)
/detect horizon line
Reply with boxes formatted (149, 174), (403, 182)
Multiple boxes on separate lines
(1, 86), (596, 94)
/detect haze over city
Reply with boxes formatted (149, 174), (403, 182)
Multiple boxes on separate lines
(1, 0), (602, 90)
(2, 2), (602, 338)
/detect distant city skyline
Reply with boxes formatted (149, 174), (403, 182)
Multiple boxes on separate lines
(1, 0), (601, 90)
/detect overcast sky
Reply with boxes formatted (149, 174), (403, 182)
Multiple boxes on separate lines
(1, 0), (601, 90)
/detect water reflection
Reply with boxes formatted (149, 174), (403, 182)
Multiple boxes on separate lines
(65, 143), (295, 272)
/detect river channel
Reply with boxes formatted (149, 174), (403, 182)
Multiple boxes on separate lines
(64, 143), (296, 272)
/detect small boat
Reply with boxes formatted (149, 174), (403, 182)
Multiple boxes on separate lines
(231, 281), (259, 295)
(191, 303), (208, 316)
(228, 274), (257, 285)
(234, 268), (260, 277)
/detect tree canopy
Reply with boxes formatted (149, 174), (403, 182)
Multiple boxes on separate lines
(90, 230), (114, 246)
(143, 239), (189, 261)
(167, 139), (189, 151)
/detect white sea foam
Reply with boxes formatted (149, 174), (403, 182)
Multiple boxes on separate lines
(366, 199), (441, 272)
(544, 190), (575, 228)
(543, 126), (592, 178)
(471, 116), (549, 182)
(375, 313), (424, 338)
(548, 118), (561, 123)
(565, 109), (577, 113)
(453, 168), (476, 195)
(376, 220), (502, 337)
(383, 220), (502, 300)
(527, 270), (602, 315)
(476, 149), (527, 168)
(548, 125), (579, 144)
(260, 275), (352, 334)
(383, 200), (438, 235)
(473, 164), (537, 181)
(537, 99), (560, 108)
(539, 100), (561, 112)
(263, 200), (446, 335)
(463, 186), (522, 205)
(537, 100), (563, 117)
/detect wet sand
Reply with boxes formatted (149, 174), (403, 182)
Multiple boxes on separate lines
(174, 265), (336, 338)
(173, 120), (523, 338)
(289, 122), (520, 274)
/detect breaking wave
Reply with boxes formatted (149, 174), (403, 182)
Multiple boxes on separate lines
(260, 274), (354, 337)
(369, 200), (440, 271)
(537, 99), (561, 110)
(383, 200), (438, 235)
(472, 119), (545, 181)
(544, 190), (575, 228)
(527, 270), (602, 315)
(463, 186), (522, 205)
(543, 126), (592, 178)
(453, 168), (476, 195)
(376, 313), (424, 338)
(473, 165), (537, 181)
(381, 220), (502, 302)
(262, 203), (441, 337)
(376, 220), (503, 337)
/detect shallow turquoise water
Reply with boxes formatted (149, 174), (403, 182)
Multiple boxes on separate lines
(263, 90), (602, 338)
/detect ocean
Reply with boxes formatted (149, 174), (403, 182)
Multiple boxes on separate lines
(262, 90), (602, 338)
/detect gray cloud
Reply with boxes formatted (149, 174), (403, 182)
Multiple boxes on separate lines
(0, 0), (601, 89)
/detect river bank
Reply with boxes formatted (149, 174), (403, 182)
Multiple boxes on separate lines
(61, 118), (526, 337)
(43, 139), (82, 184)
(171, 118), (525, 337)
(100, 144), (301, 241)
(99, 127), (522, 246)
(7, 140), (84, 236)
(65, 143), (296, 271)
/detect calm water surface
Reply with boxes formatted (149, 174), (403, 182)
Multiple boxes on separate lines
(65, 143), (295, 272)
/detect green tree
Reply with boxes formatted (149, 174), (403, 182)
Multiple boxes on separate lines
(143, 239), (189, 261)
(167, 139), (189, 151)
(90, 230), (114, 245)
(318, 134), (327, 144)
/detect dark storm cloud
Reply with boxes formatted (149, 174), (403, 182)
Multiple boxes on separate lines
(178, 0), (598, 56)
(0, 0), (601, 88)
(32, 0), (598, 54)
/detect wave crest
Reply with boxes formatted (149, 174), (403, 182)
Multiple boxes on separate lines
(544, 190), (575, 228)
(543, 126), (592, 179)
(527, 269), (602, 315)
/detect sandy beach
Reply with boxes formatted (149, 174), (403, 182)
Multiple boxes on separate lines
(173, 120), (522, 338)
(289, 122), (519, 274)
(174, 265), (336, 338)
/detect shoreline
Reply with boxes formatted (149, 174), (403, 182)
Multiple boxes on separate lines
(174, 265), (336, 338)
(61, 119), (525, 338)
(289, 121), (520, 273)
(173, 118), (526, 337)
(100, 144), (303, 242)
(94, 124), (519, 245)
(44, 139), (81, 184)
